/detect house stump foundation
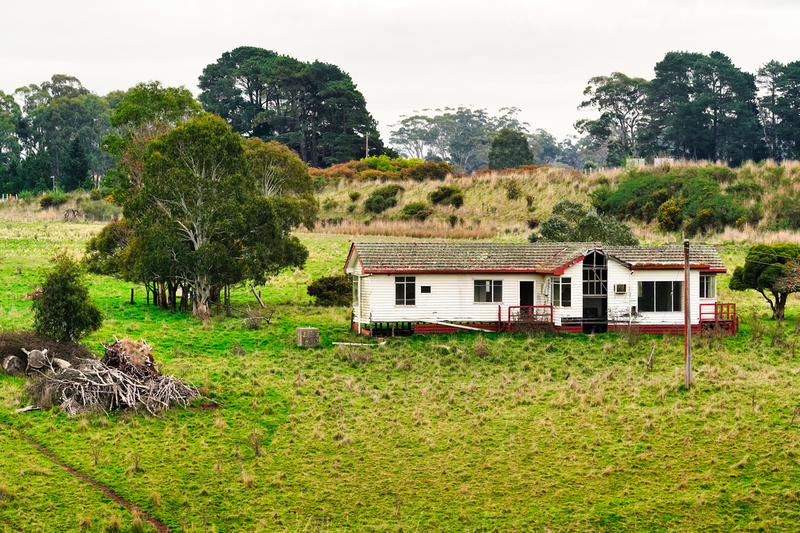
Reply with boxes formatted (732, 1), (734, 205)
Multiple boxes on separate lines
(296, 327), (320, 347)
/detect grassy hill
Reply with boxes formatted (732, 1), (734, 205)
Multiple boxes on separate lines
(2, 224), (800, 531)
(312, 160), (800, 244)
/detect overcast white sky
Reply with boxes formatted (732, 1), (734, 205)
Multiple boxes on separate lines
(4, 0), (800, 143)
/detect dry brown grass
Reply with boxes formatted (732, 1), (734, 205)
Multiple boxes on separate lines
(305, 217), (500, 239)
(718, 226), (800, 244)
(315, 167), (616, 239)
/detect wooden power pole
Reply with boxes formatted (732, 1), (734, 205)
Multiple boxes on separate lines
(684, 239), (692, 387)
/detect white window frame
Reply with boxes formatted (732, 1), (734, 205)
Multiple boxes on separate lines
(699, 275), (716, 299)
(395, 276), (415, 306)
(552, 277), (571, 307)
(637, 280), (683, 312)
(474, 280), (503, 303)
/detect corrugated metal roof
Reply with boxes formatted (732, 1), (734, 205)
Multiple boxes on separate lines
(347, 242), (726, 273)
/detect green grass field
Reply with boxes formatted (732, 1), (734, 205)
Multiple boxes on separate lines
(2, 222), (800, 532)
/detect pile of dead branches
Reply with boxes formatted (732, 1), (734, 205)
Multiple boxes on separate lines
(26, 337), (200, 416)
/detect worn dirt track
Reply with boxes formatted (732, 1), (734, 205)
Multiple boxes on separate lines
(3, 421), (171, 533)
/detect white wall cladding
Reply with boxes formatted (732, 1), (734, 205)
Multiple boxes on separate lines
(607, 259), (635, 325)
(355, 273), (547, 324)
(548, 262), (583, 326)
(347, 253), (719, 328)
(629, 269), (707, 326)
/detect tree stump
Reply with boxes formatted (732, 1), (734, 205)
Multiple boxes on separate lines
(52, 358), (72, 370)
(2, 356), (25, 376)
(22, 348), (48, 371)
(296, 327), (320, 348)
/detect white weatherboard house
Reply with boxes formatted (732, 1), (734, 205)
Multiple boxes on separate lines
(344, 242), (737, 336)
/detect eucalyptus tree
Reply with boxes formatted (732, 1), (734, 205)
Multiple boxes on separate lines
(102, 81), (202, 203)
(575, 72), (649, 162)
(128, 114), (312, 318)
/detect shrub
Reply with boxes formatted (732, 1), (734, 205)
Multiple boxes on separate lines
(365, 196), (397, 214)
(363, 155), (424, 173)
(504, 179), (522, 200)
(708, 165), (737, 183)
(39, 190), (69, 209)
(429, 185), (463, 208)
(597, 166), (749, 233)
(364, 185), (404, 214)
(89, 187), (113, 201)
(400, 202), (433, 221)
(404, 161), (451, 181)
(447, 214), (459, 228)
(307, 275), (353, 307)
(552, 199), (588, 223)
(364, 155), (398, 172)
(726, 180), (764, 200)
(323, 198), (338, 211)
(78, 200), (123, 221)
(32, 250), (102, 342)
(774, 192), (800, 230)
(531, 209), (638, 245)
(347, 204), (357, 213)
(372, 184), (404, 198)
(361, 169), (391, 181)
(349, 192), (361, 202)
(658, 199), (682, 232)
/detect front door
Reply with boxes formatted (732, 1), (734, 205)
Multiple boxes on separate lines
(520, 281), (535, 307)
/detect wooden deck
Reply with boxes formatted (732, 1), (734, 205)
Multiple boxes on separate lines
(351, 303), (738, 337)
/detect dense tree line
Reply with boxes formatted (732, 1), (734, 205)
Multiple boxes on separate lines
(198, 46), (393, 168)
(0, 75), (121, 195)
(577, 51), (800, 166)
(1, 47), (393, 195)
(389, 107), (604, 172)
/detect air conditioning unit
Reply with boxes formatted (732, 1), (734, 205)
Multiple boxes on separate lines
(614, 284), (627, 294)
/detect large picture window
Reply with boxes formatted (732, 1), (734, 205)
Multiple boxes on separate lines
(638, 281), (682, 312)
(552, 277), (571, 307)
(395, 276), (415, 306)
(699, 275), (716, 299)
(474, 280), (503, 303)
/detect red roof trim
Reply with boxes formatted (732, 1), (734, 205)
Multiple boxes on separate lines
(362, 269), (557, 275)
(700, 268), (727, 274)
(553, 255), (586, 275)
(631, 264), (710, 270)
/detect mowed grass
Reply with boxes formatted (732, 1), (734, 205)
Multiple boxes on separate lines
(1, 222), (800, 531)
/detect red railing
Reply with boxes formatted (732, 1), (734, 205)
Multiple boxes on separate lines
(500, 305), (554, 331)
(699, 302), (738, 334)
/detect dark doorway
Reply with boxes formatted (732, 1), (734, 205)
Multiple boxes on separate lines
(583, 252), (608, 333)
(520, 281), (535, 307)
